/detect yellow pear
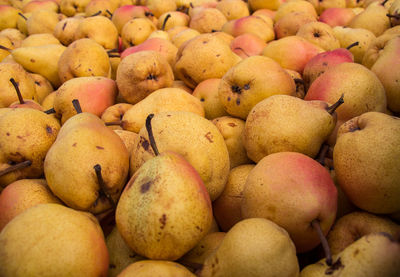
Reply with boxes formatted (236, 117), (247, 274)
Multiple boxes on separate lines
(0, 28), (26, 48)
(0, 203), (109, 277)
(121, 87), (204, 133)
(59, 0), (91, 16)
(53, 16), (83, 46)
(101, 103), (133, 130)
(118, 260), (196, 277)
(12, 44), (66, 87)
(20, 33), (60, 47)
(131, 111), (230, 201)
(26, 9), (64, 35)
(200, 218), (300, 277)
(29, 73), (53, 104)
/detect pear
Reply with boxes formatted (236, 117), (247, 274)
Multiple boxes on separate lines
(74, 15), (119, 50)
(333, 112), (400, 214)
(29, 73), (53, 104)
(212, 116), (251, 168)
(131, 111), (230, 201)
(0, 5), (21, 31)
(218, 55), (296, 119)
(171, 28), (201, 49)
(113, 129), (138, 155)
(0, 28), (25, 48)
(156, 11), (190, 31)
(118, 260), (196, 277)
(189, 8), (227, 33)
(370, 36), (400, 112)
(116, 50), (174, 105)
(12, 44), (66, 87)
(300, 233), (400, 276)
(58, 38), (111, 84)
(347, 1), (391, 36)
(44, 111), (129, 214)
(212, 164), (255, 231)
(174, 33), (241, 89)
(101, 103), (133, 130)
(20, 33), (60, 47)
(362, 33), (399, 69)
(59, 0), (91, 16)
(142, 0), (177, 18)
(53, 16), (83, 46)
(121, 87), (205, 133)
(0, 108), (60, 187)
(244, 95), (340, 162)
(274, 12), (317, 39)
(200, 218), (300, 277)
(121, 17), (156, 49)
(26, 9), (64, 35)
(84, 0), (118, 18)
(0, 178), (60, 231)
(0, 203), (109, 277)
(0, 35), (14, 62)
(0, 63), (37, 108)
(327, 211), (400, 255)
(215, 0), (250, 21)
(388, 0), (400, 26)
(296, 21), (341, 51)
(116, 116), (213, 260)
(106, 226), (145, 277)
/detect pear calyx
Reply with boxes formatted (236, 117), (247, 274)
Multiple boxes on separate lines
(311, 219), (333, 266)
(0, 160), (32, 178)
(94, 164), (116, 209)
(10, 78), (24, 104)
(326, 94), (344, 115)
(145, 113), (159, 156)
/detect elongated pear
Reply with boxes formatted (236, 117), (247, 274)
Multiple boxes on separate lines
(12, 44), (66, 87)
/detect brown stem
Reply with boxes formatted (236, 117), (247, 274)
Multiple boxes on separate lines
(10, 78), (24, 104)
(316, 144), (329, 166)
(381, 0), (389, 5)
(72, 99), (82, 114)
(386, 13), (400, 20)
(0, 160), (32, 177)
(106, 9), (113, 17)
(0, 45), (12, 52)
(326, 94), (344, 115)
(90, 10), (102, 17)
(18, 12), (27, 20)
(161, 14), (171, 31)
(346, 41), (359, 50)
(145, 113), (159, 156)
(105, 120), (122, 126)
(311, 219), (332, 266)
(94, 164), (116, 209)
(107, 48), (119, 54)
(108, 54), (120, 58)
(44, 107), (56, 114)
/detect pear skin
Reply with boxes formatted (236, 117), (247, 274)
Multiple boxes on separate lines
(118, 260), (196, 277)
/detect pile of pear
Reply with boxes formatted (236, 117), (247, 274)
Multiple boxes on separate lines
(0, 0), (400, 276)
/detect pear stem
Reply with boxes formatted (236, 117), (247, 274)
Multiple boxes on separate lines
(10, 78), (24, 104)
(0, 160), (32, 177)
(381, 0), (389, 5)
(316, 144), (329, 166)
(161, 14), (171, 31)
(386, 13), (400, 20)
(94, 164), (116, 209)
(72, 99), (82, 114)
(107, 48), (119, 54)
(44, 107), (56, 114)
(346, 41), (359, 50)
(0, 45), (12, 52)
(106, 9), (113, 17)
(326, 94), (344, 115)
(18, 12), (27, 20)
(90, 10), (102, 17)
(145, 11), (154, 17)
(108, 54), (120, 58)
(145, 113), (159, 156)
(311, 219), (332, 266)
(105, 120), (122, 126)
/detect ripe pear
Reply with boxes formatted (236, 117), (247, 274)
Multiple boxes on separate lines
(116, 50), (174, 105)
(106, 226), (145, 277)
(84, 0), (118, 17)
(59, 0), (91, 16)
(362, 33), (399, 69)
(248, 0), (283, 10)
(53, 16), (83, 46)
(216, 0), (250, 21)
(0, 203), (109, 277)
(113, 129), (138, 155)
(22, 0), (59, 13)
(370, 36), (400, 112)
(244, 94), (339, 162)
(200, 218), (300, 277)
(300, 232), (400, 276)
(74, 15), (118, 50)
(333, 112), (400, 214)
(225, 15), (275, 42)
(218, 55), (296, 119)
(174, 33), (241, 89)
(121, 87), (205, 133)
(16, 12), (30, 35)
(120, 17), (156, 49)
(347, 1), (391, 36)
(274, 0), (318, 21)
(212, 164), (255, 231)
(171, 28), (201, 49)
(332, 26), (376, 63)
(296, 21), (341, 51)
(0, 63), (37, 107)
(192, 78), (228, 120)
(230, 33), (267, 59)
(0, 35), (13, 62)
(0, 5), (20, 31)
(157, 11), (190, 31)
(131, 111), (230, 201)
(116, 144), (213, 260)
(0, 108), (59, 187)
(12, 44), (66, 87)
(0, 28), (26, 48)
(0, 178), (60, 231)
(327, 211), (400, 255)
(101, 103), (132, 130)
(20, 33), (60, 47)
(305, 62), (387, 122)
(319, 7), (357, 27)
(118, 260), (196, 277)
(241, 152), (338, 253)
(274, 11), (317, 39)
(26, 10), (64, 35)
(58, 38), (111, 83)
(29, 73), (53, 104)
(190, 8), (227, 33)
(212, 116), (251, 168)
(44, 112), (129, 213)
